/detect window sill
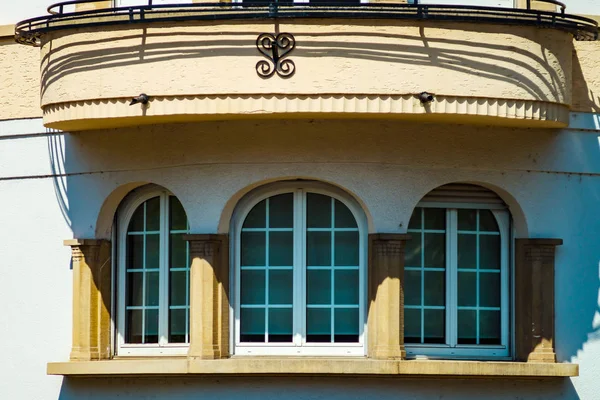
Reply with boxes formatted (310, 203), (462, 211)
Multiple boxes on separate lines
(47, 358), (578, 378)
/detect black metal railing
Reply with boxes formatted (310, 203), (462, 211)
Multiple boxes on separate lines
(15, 0), (598, 46)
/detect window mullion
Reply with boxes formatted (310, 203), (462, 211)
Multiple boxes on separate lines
(295, 189), (305, 347)
(448, 209), (458, 348)
(158, 193), (169, 346)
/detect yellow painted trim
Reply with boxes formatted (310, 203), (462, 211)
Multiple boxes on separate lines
(47, 358), (578, 377)
(42, 95), (569, 131)
(0, 24), (14, 39)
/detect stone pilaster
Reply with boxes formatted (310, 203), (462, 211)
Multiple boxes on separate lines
(64, 239), (112, 361)
(368, 234), (410, 360)
(515, 238), (562, 363)
(183, 234), (229, 359)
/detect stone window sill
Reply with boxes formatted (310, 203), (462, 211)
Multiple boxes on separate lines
(47, 358), (578, 378)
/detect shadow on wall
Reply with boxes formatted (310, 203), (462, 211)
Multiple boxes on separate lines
(39, 21), (568, 103)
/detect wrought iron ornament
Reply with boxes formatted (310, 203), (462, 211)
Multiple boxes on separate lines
(256, 33), (296, 78)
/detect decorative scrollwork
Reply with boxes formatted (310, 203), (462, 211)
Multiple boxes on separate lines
(256, 32), (296, 78)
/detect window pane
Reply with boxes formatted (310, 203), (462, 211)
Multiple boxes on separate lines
(126, 310), (143, 344)
(457, 234), (476, 269)
(268, 308), (293, 342)
(269, 270), (293, 305)
(170, 233), (187, 269)
(480, 272), (500, 308)
(169, 196), (187, 230)
(269, 194), (293, 228)
(129, 204), (144, 232)
(269, 232), (293, 266)
(307, 193), (332, 228)
(424, 271), (444, 307)
(480, 235), (501, 270)
(334, 199), (357, 228)
(458, 209), (477, 231)
(169, 308), (187, 343)
(241, 270), (265, 305)
(145, 233), (160, 269)
(424, 208), (445, 230)
(127, 272), (143, 307)
(127, 235), (143, 270)
(479, 210), (499, 232)
(334, 270), (359, 305)
(458, 310), (477, 344)
(240, 308), (265, 342)
(145, 197), (161, 231)
(307, 232), (331, 266)
(241, 232), (266, 266)
(244, 200), (266, 228)
(145, 309), (159, 343)
(405, 233), (422, 268)
(404, 270), (421, 306)
(334, 231), (359, 266)
(307, 308), (331, 342)
(404, 308), (421, 343)
(408, 208), (422, 230)
(480, 310), (501, 345)
(424, 233), (445, 268)
(170, 270), (187, 306)
(457, 271), (477, 307)
(145, 271), (160, 307)
(307, 269), (331, 305)
(423, 309), (445, 344)
(334, 308), (359, 342)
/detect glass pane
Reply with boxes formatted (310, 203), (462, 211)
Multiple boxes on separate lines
(458, 310), (477, 344)
(480, 235), (501, 270)
(145, 271), (160, 307)
(170, 270), (187, 306)
(145, 309), (159, 343)
(306, 231), (331, 266)
(268, 308), (293, 342)
(458, 209), (477, 231)
(457, 234), (476, 269)
(334, 199), (357, 228)
(423, 271), (444, 307)
(127, 235), (143, 270)
(307, 308), (331, 342)
(408, 208), (422, 230)
(269, 270), (293, 305)
(334, 231), (359, 266)
(424, 208), (445, 230)
(170, 233), (187, 269)
(269, 232), (293, 266)
(241, 232), (265, 266)
(334, 270), (359, 305)
(146, 197), (160, 231)
(129, 204), (144, 232)
(241, 270), (265, 305)
(404, 233), (422, 268)
(169, 308), (187, 343)
(244, 200), (266, 228)
(424, 233), (445, 268)
(240, 308), (265, 342)
(126, 310), (142, 343)
(480, 272), (500, 307)
(127, 272), (143, 307)
(145, 233), (160, 269)
(307, 193), (332, 228)
(404, 308), (421, 343)
(307, 269), (331, 305)
(334, 308), (359, 342)
(169, 196), (187, 230)
(423, 309), (445, 344)
(480, 310), (501, 345)
(457, 272), (477, 307)
(479, 210), (499, 232)
(404, 270), (421, 306)
(269, 194), (293, 228)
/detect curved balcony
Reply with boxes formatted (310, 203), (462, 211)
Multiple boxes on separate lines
(15, 1), (599, 130)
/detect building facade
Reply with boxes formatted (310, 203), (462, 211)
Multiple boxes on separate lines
(1, 0), (600, 399)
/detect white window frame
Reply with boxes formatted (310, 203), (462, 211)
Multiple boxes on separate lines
(230, 181), (368, 356)
(405, 202), (511, 360)
(116, 186), (189, 356)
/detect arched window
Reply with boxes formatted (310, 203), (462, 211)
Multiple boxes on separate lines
(116, 186), (190, 356)
(233, 182), (367, 356)
(405, 184), (510, 358)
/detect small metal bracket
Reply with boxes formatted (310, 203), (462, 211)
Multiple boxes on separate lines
(256, 32), (296, 78)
